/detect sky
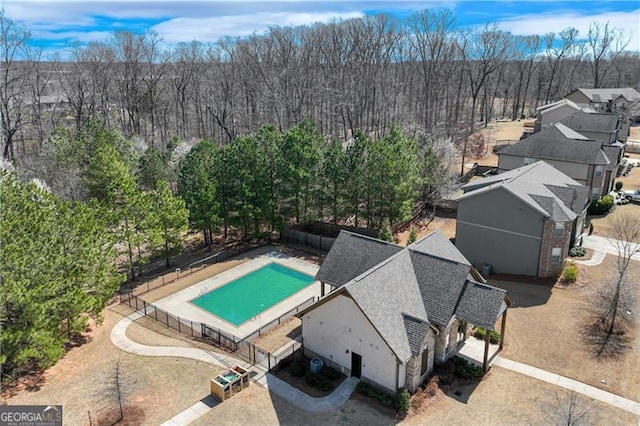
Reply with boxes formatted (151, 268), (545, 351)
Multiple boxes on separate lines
(2, 0), (639, 57)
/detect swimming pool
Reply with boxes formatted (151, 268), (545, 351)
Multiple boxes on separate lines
(191, 263), (316, 326)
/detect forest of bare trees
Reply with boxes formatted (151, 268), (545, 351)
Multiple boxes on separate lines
(1, 9), (638, 165)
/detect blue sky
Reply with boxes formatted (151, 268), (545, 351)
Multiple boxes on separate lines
(3, 0), (639, 56)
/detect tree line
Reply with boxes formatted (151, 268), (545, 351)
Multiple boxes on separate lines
(1, 9), (637, 164)
(0, 124), (189, 380)
(177, 120), (440, 243)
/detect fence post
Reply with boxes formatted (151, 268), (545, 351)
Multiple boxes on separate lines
(134, 296), (139, 311)
(178, 317), (181, 333)
(268, 354), (271, 371)
(147, 281), (150, 292)
(191, 321), (194, 337)
(154, 306), (157, 321)
(162, 275), (165, 286)
(143, 300), (146, 315)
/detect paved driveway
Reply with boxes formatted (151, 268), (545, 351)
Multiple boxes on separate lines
(582, 235), (640, 262)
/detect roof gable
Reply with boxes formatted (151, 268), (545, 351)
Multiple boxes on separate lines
(460, 161), (588, 220)
(558, 110), (619, 135)
(315, 231), (403, 286)
(498, 123), (609, 165)
(304, 229), (510, 363)
(455, 282), (508, 329)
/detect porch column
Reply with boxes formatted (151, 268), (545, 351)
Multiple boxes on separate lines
(482, 327), (491, 372)
(499, 310), (507, 350)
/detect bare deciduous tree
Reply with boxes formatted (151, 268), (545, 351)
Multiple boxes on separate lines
(587, 22), (631, 88)
(589, 210), (639, 357)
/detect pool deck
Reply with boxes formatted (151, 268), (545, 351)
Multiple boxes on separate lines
(152, 250), (320, 340)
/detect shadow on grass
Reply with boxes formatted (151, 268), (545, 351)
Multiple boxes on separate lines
(581, 319), (633, 359)
(486, 277), (554, 308)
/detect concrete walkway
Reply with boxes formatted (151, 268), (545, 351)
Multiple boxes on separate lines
(582, 235), (640, 262)
(111, 311), (358, 425)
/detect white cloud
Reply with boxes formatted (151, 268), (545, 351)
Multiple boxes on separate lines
(152, 11), (365, 43)
(497, 9), (640, 51)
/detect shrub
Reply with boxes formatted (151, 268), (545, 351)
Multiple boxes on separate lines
(615, 181), (623, 191)
(394, 387), (411, 416)
(562, 263), (579, 283)
(304, 372), (334, 391)
(407, 227), (418, 246)
(588, 195), (614, 215)
(356, 381), (396, 408)
(290, 362), (306, 377)
(472, 327), (500, 344)
(450, 356), (483, 379)
(321, 366), (342, 380)
(569, 246), (586, 257)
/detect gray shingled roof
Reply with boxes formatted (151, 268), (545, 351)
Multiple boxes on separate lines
(460, 161), (589, 221)
(455, 282), (508, 330)
(315, 231), (402, 286)
(409, 250), (470, 326)
(307, 229), (509, 363)
(403, 315), (431, 356)
(575, 87), (640, 102)
(347, 250), (428, 362)
(498, 123), (610, 165)
(409, 229), (470, 266)
(558, 110), (619, 135)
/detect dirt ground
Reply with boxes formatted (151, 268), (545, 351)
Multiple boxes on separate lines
(590, 204), (640, 239)
(1, 306), (224, 426)
(396, 215), (457, 246)
(488, 255), (640, 402)
(252, 317), (301, 353)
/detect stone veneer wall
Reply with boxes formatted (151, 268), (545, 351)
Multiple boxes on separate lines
(404, 330), (436, 392)
(538, 220), (571, 277)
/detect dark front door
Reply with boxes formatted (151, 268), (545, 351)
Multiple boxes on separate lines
(351, 352), (362, 378)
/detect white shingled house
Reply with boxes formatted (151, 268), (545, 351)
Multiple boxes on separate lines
(297, 230), (510, 393)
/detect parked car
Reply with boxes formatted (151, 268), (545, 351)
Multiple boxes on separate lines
(624, 189), (640, 202)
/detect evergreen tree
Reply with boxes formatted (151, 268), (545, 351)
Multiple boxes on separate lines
(149, 180), (190, 267)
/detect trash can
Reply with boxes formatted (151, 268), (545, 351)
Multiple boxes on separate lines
(310, 358), (324, 374)
(482, 263), (492, 276)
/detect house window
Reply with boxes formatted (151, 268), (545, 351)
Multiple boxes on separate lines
(591, 187), (600, 200)
(554, 222), (565, 236)
(523, 157), (536, 166)
(420, 348), (429, 375)
(595, 165), (604, 177)
(551, 247), (562, 263)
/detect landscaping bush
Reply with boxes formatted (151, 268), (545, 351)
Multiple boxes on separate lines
(472, 327), (500, 344)
(394, 387), (411, 416)
(615, 181), (623, 191)
(562, 263), (579, 283)
(407, 227), (418, 246)
(320, 365), (342, 381)
(290, 361), (306, 378)
(304, 372), (334, 391)
(588, 195), (614, 215)
(450, 356), (483, 379)
(569, 246), (586, 257)
(356, 381), (396, 408)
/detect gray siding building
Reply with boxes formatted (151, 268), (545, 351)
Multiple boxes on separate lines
(497, 123), (614, 199)
(456, 162), (589, 278)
